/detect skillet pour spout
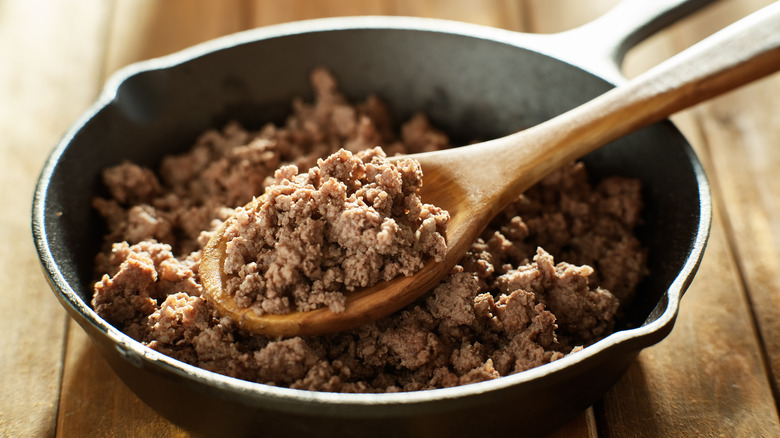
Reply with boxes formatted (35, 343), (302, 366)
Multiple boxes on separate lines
(32, 0), (720, 436)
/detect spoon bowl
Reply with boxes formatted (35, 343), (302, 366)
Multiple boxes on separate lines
(201, 2), (780, 337)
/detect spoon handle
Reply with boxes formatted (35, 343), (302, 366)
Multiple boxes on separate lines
(505, 1), (780, 198)
(431, 1), (780, 212)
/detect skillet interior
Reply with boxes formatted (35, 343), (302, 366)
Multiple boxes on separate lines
(35, 21), (708, 437)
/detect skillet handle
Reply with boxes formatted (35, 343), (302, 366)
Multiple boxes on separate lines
(526, 0), (720, 84)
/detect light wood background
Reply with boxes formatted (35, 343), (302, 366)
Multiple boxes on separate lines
(2, 0), (779, 436)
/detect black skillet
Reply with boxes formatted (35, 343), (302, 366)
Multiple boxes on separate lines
(32, 0), (714, 436)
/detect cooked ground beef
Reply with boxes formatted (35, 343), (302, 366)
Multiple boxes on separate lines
(220, 147), (448, 315)
(91, 67), (647, 393)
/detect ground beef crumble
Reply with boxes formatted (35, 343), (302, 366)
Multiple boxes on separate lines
(220, 147), (448, 315)
(91, 67), (648, 393)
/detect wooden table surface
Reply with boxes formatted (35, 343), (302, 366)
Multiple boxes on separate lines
(3, 0), (780, 436)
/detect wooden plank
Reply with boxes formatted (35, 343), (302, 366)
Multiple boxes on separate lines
(57, 323), (189, 437)
(523, 0), (618, 33)
(103, 0), (253, 78)
(249, 0), (389, 25)
(598, 213), (780, 436)
(0, 1), (113, 436)
(542, 409), (596, 438)
(381, 0), (525, 30)
(248, 0), (524, 30)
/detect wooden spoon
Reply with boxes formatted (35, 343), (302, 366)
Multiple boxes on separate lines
(201, 3), (780, 337)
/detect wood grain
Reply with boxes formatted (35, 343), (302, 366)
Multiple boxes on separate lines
(683, 0), (780, 402)
(248, 0), (525, 29)
(3, 0), (779, 436)
(57, 323), (189, 437)
(598, 210), (780, 436)
(525, 0), (618, 33)
(0, 1), (112, 436)
(104, 0), (253, 78)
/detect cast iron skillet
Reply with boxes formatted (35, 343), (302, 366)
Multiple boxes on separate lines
(33, 0), (714, 436)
